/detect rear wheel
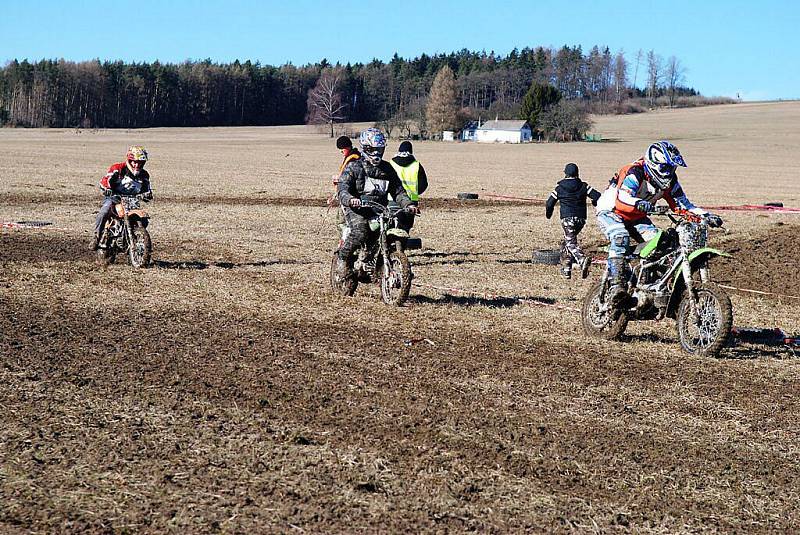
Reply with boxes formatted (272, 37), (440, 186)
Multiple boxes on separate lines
(330, 252), (358, 296)
(129, 222), (152, 268)
(380, 250), (411, 306)
(676, 283), (732, 357)
(582, 280), (628, 340)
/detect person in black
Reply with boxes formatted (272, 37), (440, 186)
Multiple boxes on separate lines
(335, 128), (416, 279)
(389, 140), (428, 232)
(545, 163), (600, 279)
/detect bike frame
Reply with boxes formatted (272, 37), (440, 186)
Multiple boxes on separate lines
(600, 209), (727, 319)
(110, 196), (149, 262)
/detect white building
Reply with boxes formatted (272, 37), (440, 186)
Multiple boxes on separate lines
(475, 119), (532, 143)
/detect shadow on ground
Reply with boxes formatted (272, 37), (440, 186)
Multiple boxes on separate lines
(154, 258), (321, 270)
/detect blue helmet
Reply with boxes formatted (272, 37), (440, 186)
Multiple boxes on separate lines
(359, 127), (386, 165)
(644, 141), (686, 190)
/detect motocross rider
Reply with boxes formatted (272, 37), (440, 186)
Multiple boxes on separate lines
(335, 128), (416, 279)
(93, 145), (153, 250)
(595, 141), (723, 304)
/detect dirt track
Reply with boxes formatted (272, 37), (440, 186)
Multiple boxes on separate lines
(2, 216), (800, 533)
(3, 105), (800, 532)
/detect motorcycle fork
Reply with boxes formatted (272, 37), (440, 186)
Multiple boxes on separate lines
(681, 258), (699, 321)
(379, 221), (391, 277)
(123, 214), (137, 263)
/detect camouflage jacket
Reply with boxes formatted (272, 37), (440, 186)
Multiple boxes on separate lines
(337, 159), (411, 209)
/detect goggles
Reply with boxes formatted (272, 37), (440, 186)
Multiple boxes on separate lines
(363, 146), (385, 157)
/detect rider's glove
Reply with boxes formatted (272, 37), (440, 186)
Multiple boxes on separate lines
(706, 213), (723, 228)
(142, 191), (153, 201)
(348, 198), (362, 208)
(635, 200), (653, 213)
(406, 205), (419, 215)
(102, 188), (113, 197)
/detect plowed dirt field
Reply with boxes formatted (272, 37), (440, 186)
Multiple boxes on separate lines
(2, 102), (799, 533)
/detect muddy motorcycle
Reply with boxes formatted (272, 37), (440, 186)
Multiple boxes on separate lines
(96, 194), (152, 268)
(330, 200), (413, 306)
(582, 207), (733, 356)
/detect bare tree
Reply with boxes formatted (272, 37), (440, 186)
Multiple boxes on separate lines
(664, 56), (687, 107)
(646, 50), (662, 107)
(306, 68), (346, 137)
(632, 49), (643, 91)
(613, 50), (628, 103)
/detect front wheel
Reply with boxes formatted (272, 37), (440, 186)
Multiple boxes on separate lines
(330, 252), (358, 296)
(582, 280), (628, 340)
(128, 222), (152, 268)
(379, 250), (411, 306)
(676, 283), (732, 357)
(95, 247), (115, 267)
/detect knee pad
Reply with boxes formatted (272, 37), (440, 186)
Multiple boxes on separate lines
(609, 234), (629, 258)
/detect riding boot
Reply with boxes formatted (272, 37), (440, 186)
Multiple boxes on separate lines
(335, 256), (352, 281)
(580, 256), (592, 279)
(607, 257), (628, 305)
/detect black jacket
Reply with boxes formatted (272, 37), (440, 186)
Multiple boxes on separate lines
(338, 159), (412, 209)
(390, 154), (428, 200)
(545, 177), (601, 219)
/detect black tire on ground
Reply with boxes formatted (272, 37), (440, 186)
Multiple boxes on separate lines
(379, 250), (412, 306)
(675, 282), (733, 357)
(129, 223), (152, 268)
(457, 192), (479, 200)
(330, 253), (358, 296)
(582, 280), (629, 340)
(531, 249), (562, 266)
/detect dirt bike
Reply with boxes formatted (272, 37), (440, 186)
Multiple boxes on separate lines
(582, 207), (733, 356)
(330, 199), (413, 306)
(96, 194), (152, 268)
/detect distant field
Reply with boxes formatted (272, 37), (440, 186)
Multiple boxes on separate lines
(1, 102), (799, 533)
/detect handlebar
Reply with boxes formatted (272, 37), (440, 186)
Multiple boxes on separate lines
(648, 206), (722, 227)
(356, 199), (415, 216)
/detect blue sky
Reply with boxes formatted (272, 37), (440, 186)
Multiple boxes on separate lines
(1, 0), (797, 100)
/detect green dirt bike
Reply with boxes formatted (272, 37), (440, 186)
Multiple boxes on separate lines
(582, 207), (733, 356)
(330, 199), (413, 306)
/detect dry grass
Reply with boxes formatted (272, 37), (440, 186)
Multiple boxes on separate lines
(1, 101), (800, 533)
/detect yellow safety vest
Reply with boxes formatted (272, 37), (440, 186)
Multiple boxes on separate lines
(389, 160), (421, 201)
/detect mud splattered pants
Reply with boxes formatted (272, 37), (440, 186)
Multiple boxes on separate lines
(338, 207), (371, 261)
(596, 211), (658, 280)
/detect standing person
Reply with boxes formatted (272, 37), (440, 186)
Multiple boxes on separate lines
(331, 136), (360, 231)
(545, 163), (600, 279)
(595, 141), (723, 304)
(93, 146), (153, 250)
(335, 128), (416, 279)
(388, 140), (428, 232)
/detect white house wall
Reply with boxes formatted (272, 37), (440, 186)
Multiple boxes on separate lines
(476, 130), (523, 143)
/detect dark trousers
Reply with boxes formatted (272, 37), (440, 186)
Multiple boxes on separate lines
(560, 216), (586, 269)
(95, 198), (114, 235)
(396, 211), (416, 233)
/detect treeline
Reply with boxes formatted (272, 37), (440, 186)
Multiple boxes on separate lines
(0, 46), (704, 128)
